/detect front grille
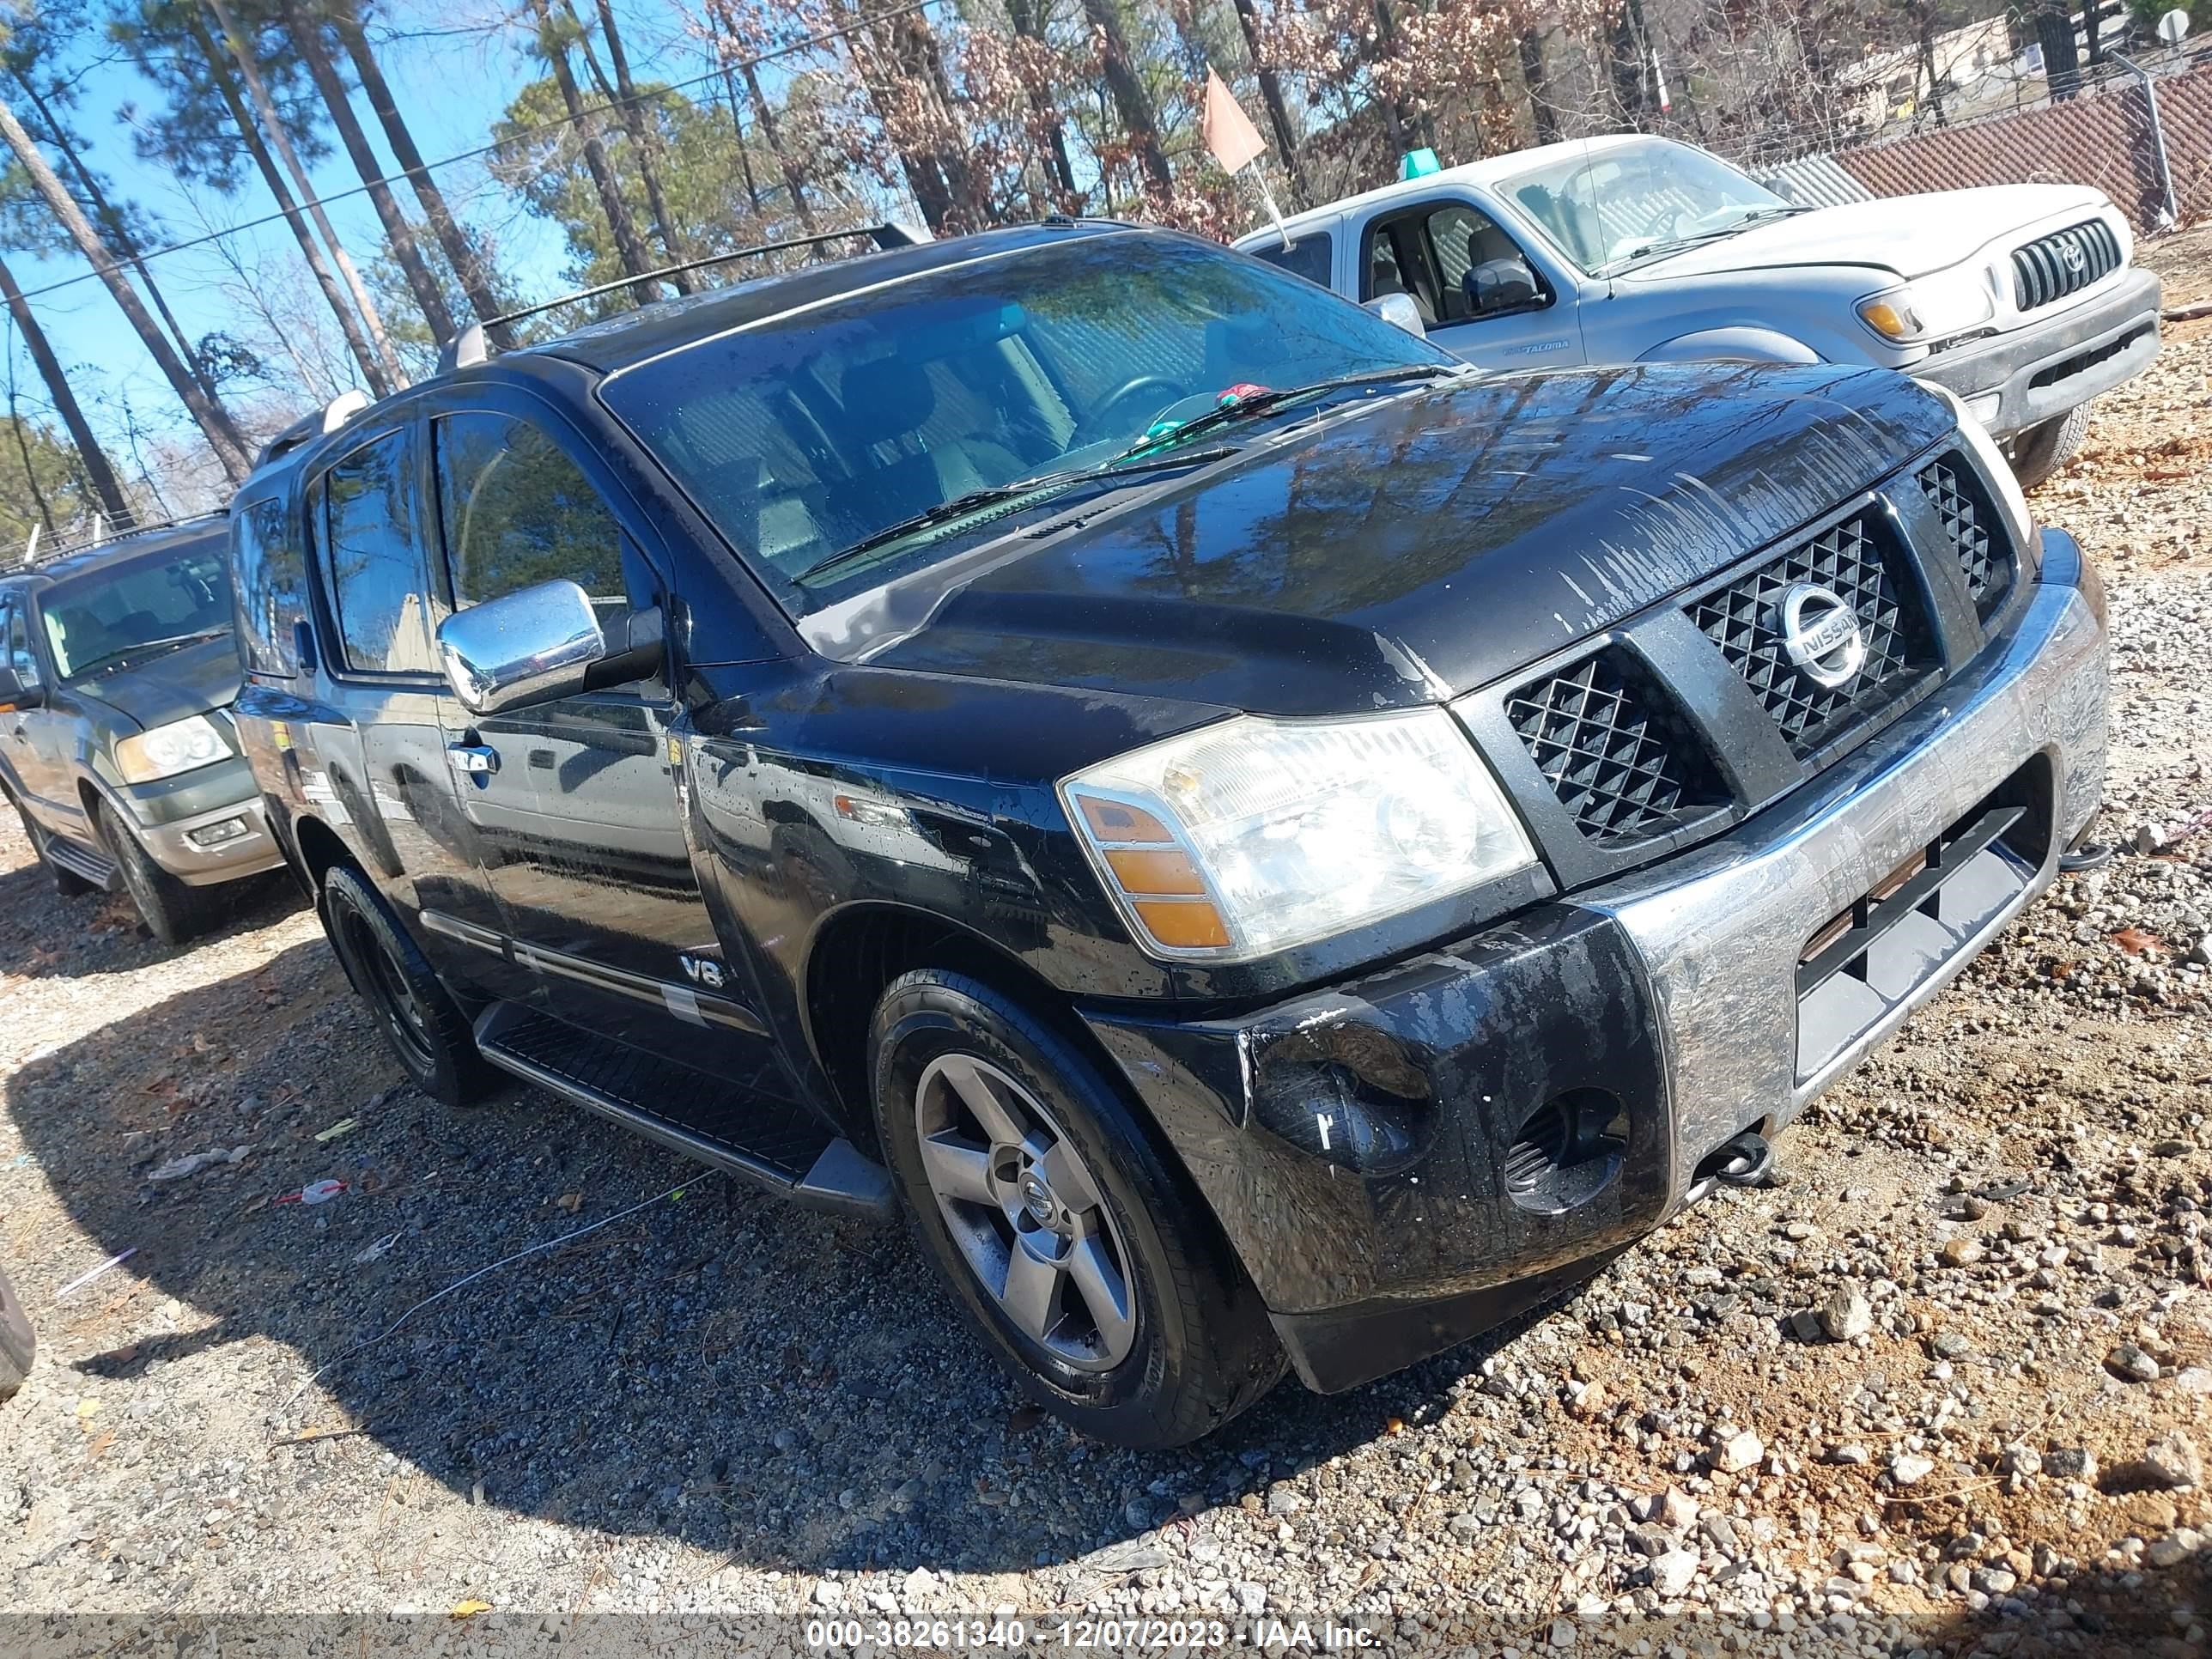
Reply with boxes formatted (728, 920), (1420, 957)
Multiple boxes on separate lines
(1689, 513), (1932, 759)
(2011, 219), (2122, 313)
(1916, 453), (2013, 621)
(1505, 649), (1724, 843)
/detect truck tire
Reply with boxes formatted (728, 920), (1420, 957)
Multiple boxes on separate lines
(2008, 403), (2093, 489)
(96, 799), (229, 945)
(318, 863), (496, 1107)
(0, 1262), (33, 1400)
(5, 784), (93, 896)
(869, 969), (1285, 1449)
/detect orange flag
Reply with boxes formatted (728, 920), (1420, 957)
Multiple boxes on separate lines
(1200, 69), (1267, 175)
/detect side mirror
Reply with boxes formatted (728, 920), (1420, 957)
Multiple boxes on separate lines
(0, 666), (41, 711)
(1469, 257), (1542, 316)
(1362, 292), (1427, 338)
(435, 580), (609, 716)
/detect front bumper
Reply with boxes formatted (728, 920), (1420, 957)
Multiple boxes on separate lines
(1917, 267), (2162, 438)
(1084, 532), (2107, 1393)
(111, 757), (283, 885)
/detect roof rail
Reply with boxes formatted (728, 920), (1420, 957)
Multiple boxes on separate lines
(253, 386), (376, 471)
(436, 222), (929, 374)
(18, 508), (228, 569)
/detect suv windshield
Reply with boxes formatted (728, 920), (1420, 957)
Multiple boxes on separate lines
(40, 541), (233, 679)
(1497, 137), (1796, 276)
(599, 233), (1453, 611)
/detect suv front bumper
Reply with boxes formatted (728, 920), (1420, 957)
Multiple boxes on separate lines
(112, 756), (283, 886)
(1083, 531), (2107, 1393)
(1918, 267), (2161, 438)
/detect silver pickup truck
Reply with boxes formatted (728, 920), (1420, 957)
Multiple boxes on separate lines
(1238, 133), (2163, 484)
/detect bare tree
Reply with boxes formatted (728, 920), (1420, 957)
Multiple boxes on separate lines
(1080, 0), (1172, 194)
(576, 0), (694, 290)
(522, 0), (661, 302)
(0, 251), (127, 522)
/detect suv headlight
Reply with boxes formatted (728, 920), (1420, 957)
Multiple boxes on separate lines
(1917, 380), (2037, 555)
(1857, 268), (1996, 345)
(1061, 709), (1535, 962)
(115, 714), (228, 783)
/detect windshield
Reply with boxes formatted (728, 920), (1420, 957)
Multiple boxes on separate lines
(40, 540), (233, 679)
(600, 233), (1453, 611)
(1497, 137), (1790, 275)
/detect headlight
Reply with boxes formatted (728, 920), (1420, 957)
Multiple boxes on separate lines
(1857, 268), (1996, 345)
(1061, 709), (1535, 962)
(1917, 380), (2037, 554)
(115, 714), (228, 783)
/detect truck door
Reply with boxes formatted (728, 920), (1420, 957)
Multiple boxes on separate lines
(424, 404), (781, 1085)
(0, 593), (62, 821)
(1357, 197), (1583, 371)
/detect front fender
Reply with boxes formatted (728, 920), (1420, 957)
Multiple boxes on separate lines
(1638, 326), (1821, 365)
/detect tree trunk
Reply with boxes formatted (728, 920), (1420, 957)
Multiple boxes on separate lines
(739, 58), (815, 233)
(332, 0), (514, 349)
(289, 9), (456, 341)
(1518, 29), (1557, 144)
(1227, 0), (1304, 205)
(1005, 0), (1078, 201)
(524, 0), (661, 304)
(581, 0), (693, 291)
(0, 92), (252, 482)
(0, 252), (129, 524)
(1079, 0), (1172, 195)
(185, 6), (392, 395)
(202, 0), (405, 392)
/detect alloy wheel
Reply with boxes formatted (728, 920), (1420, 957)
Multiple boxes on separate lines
(912, 1053), (1137, 1371)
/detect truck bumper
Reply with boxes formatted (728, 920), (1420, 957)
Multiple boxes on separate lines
(1917, 268), (2162, 439)
(1082, 530), (2108, 1394)
(112, 757), (284, 886)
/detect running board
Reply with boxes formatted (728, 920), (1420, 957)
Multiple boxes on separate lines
(471, 1002), (893, 1222)
(45, 835), (117, 891)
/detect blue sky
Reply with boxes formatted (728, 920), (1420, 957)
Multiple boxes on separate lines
(14, 0), (720, 489)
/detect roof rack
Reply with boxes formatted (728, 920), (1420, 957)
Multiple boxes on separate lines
(18, 508), (228, 569)
(253, 386), (374, 471)
(436, 222), (929, 374)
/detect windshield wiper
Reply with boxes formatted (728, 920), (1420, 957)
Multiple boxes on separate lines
(1601, 206), (1811, 275)
(793, 448), (1233, 586)
(1113, 363), (1458, 461)
(75, 628), (229, 677)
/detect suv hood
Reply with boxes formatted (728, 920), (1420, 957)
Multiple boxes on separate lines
(72, 635), (241, 732)
(1625, 185), (2109, 283)
(821, 363), (1954, 717)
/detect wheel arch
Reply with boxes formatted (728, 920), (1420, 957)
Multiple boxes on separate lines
(1637, 325), (1821, 365)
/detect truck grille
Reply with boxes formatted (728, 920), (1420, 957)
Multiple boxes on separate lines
(1505, 650), (1724, 843)
(1917, 453), (2013, 620)
(2011, 219), (2121, 313)
(1687, 513), (1932, 760)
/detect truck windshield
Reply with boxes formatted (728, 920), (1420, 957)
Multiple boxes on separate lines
(40, 542), (233, 679)
(599, 233), (1453, 612)
(1497, 137), (1796, 276)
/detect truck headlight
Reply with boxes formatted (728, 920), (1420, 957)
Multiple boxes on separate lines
(115, 714), (228, 783)
(1062, 709), (1535, 961)
(1857, 269), (1995, 345)
(1917, 380), (2038, 554)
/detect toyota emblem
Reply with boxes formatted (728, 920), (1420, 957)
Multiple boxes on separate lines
(2060, 239), (2086, 274)
(1778, 583), (1867, 690)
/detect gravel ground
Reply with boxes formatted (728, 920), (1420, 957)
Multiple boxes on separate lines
(3, 240), (2209, 1658)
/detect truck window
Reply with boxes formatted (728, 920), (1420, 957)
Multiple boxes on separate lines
(1362, 224), (1437, 326)
(432, 413), (628, 615)
(4, 599), (40, 690)
(1367, 204), (1543, 327)
(319, 428), (441, 677)
(232, 495), (308, 677)
(1247, 231), (1332, 289)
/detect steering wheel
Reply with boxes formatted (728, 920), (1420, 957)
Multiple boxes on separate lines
(1644, 204), (1690, 243)
(1077, 374), (1190, 447)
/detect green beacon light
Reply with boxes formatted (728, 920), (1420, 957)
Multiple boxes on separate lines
(1401, 148), (1441, 180)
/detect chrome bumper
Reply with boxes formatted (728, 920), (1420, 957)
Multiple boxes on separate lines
(1583, 531), (2108, 1208)
(137, 793), (284, 885)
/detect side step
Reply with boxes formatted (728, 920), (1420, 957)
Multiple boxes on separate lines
(46, 835), (117, 891)
(471, 1002), (893, 1221)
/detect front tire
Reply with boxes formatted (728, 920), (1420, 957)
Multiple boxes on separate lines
(96, 799), (228, 945)
(869, 969), (1283, 1449)
(319, 864), (495, 1107)
(2008, 402), (2093, 489)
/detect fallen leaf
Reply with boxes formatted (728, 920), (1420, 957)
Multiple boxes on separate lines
(450, 1600), (493, 1620)
(1385, 1415), (1405, 1435)
(556, 1192), (582, 1215)
(2113, 927), (2169, 956)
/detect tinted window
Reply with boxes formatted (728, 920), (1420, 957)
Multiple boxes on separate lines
(1248, 232), (1332, 288)
(39, 540), (231, 679)
(232, 495), (308, 676)
(3, 600), (38, 689)
(432, 414), (625, 611)
(320, 430), (439, 676)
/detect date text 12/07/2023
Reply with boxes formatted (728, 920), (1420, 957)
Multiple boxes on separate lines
(803, 1618), (1383, 1650)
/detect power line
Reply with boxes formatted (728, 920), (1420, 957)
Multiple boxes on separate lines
(14, 0), (947, 307)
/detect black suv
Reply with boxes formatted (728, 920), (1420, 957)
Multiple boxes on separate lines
(230, 222), (2108, 1448)
(0, 518), (284, 942)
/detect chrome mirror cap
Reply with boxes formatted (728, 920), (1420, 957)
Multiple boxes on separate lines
(1362, 292), (1426, 338)
(435, 579), (606, 716)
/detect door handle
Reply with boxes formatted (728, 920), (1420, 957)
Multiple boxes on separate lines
(447, 742), (500, 775)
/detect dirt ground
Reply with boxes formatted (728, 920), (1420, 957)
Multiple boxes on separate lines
(1, 237), (2209, 1657)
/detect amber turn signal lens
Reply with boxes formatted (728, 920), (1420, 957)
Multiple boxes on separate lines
(1860, 301), (1909, 340)
(1132, 899), (1231, 950)
(1103, 848), (1206, 896)
(1073, 793), (1175, 845)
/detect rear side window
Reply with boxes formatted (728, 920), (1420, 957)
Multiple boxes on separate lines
(431, 413), (625, 610)
(319, 429), (440, 676)
(1248, 231), (1333, 289)
(231, 495), (308, 676)
(3, 599), (39, 690)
